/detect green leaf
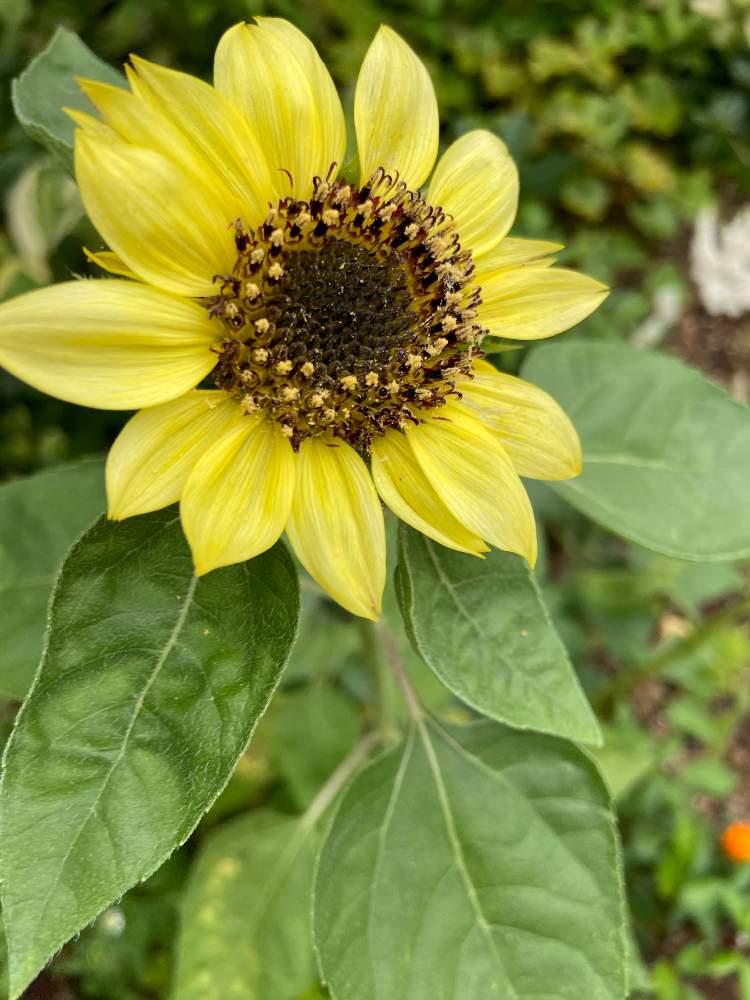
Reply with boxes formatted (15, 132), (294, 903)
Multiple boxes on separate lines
(265, 687), (361, 810)
(592, 721), (655, 801)
(173, 810), (317, 1000)
(522, 343), (750, 560)
(12, 27), (124, 171)
(0, 509), (299, 998)
(395, 525), (601, 745)
(314, 719), (627, 1000)
(0, 459), (105, 700)
(0, 915), (7, 1000)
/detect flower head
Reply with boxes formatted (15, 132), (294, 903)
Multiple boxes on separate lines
(0, 19), (607, 619)
(721, 820), (750, 863)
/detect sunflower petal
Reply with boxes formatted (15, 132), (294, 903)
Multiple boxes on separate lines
(84, 248), (139, 280)
(64, 105), (119, 139)
(475, 237), (564, 274)
(459, 360), (582, 480)
(0, 280), (218, 409)
(107, 391), (235, 520)
(214, 19), (345, 197)
(286, 438), (385, 620)
(78, 77), (183, 149)
(428, 130), (518, 256)
(478, 265), (608, 341)
(371, 430), (487, 555)
(406, 401), (537, 565)
(75, 131), (236, 297)
(128, 56), (275, 225)
(78, 77), (242, 215)
(181, 414), (296, 575)
(355, 25), (439, 190)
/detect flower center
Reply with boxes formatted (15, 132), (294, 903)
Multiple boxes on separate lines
(208, 169), (485, 450)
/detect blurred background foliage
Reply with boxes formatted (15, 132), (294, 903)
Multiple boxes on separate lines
(1, 1), (750, 998)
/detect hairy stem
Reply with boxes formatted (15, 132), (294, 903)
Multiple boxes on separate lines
(380, 625), (424, 722)
(300, 732), (380, 832)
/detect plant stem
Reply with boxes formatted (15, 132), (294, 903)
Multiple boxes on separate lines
(380, 625), (423, 722)
(358, 619), (396, 738)
(300, 732), (380, 832)
(593, 597), (750, 712)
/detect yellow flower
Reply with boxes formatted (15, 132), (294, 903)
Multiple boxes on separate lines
(0, 19), (607, 620)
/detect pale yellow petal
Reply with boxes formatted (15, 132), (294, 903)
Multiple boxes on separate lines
(75, 130), (236, 297)
(371, 430), (487, 555)
(0, 280), (218, 409)
(107, 391), (235, 520)
(252, 18), (346, 176)
(286, 438), (385, 620)
(84, 247), (139, 280)
(478, 266), (608, 341)
(181, 414), (296, 575)
(63, 105), (119, 139)
(355, 25), (439, 190)
(214, 19), (345, 197)
(128, 56), (275, 224)
(428, 130), (518, 256)
(459, 360), (582, 480)
(474, 237), (564, 275)
(406, 401), (537, 565)
(77, 77), (180, 148)
(78, 77), (250, 225)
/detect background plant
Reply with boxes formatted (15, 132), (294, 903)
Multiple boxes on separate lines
(1, 2), (750, 998)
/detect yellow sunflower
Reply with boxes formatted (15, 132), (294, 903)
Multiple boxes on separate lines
(0, 19), (607, 620)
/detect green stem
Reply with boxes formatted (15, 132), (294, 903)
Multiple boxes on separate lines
(380, 625), (423, 722)
(593, 598), (750, 712)
(300, 732), (380, 832)
(358, 619), (399, 741)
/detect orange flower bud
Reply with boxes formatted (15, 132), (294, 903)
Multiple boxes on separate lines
(721, 821), (750, 862)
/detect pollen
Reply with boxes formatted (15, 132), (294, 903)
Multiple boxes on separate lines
(207, 167), (485, 450)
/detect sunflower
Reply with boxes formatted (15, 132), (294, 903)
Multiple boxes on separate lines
(0, 19), (607, 620)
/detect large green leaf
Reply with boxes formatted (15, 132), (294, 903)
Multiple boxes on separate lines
(0, 459), (105, 700)
(172, 810), (318, 1000)
(315, 719), (627, 1000)
(0, 509), (299, 998)
(12, 27), (124, 171)
(395, 526), (601, 744)
(522, 343), (750, 560)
